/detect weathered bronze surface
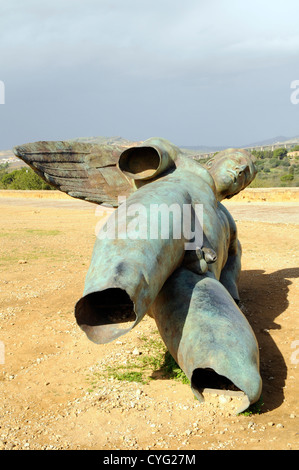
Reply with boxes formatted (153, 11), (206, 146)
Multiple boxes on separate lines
(14, 137), (261, 412)
(150, 268), (262, 413)
(13, 140), (133, 206)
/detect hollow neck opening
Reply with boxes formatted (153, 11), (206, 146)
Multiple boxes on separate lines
(119, 147), (160, 179)
(191, 367), (241, 395)
(75, 288), (135, 327)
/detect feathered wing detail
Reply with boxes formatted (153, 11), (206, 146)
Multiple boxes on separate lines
(13, 141), (134, 206)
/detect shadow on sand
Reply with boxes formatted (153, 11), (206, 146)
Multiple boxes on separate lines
(239, 267), (299, 413)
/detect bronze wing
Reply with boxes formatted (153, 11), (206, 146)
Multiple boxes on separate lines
(13, 140), (134, 207)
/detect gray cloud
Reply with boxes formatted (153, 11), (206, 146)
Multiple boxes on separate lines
(0, 0), (299, 149)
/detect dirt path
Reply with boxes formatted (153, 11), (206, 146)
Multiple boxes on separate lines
(0, 197), (298, 450)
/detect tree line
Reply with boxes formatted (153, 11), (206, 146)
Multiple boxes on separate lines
(250, 146), (299, 185)
(0, 164), (54, 190)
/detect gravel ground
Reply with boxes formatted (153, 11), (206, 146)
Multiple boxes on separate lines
(0, 196), (298, 450)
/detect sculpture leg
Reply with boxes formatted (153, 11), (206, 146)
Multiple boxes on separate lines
(219, 239), (242, 304)
(149, 268), (262, 414)
(74, 179), (191, 344)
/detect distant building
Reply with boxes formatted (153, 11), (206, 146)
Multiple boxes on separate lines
(0, 157), (18, 164)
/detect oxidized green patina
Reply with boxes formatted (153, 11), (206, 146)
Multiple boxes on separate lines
(14, 137), (261, 413)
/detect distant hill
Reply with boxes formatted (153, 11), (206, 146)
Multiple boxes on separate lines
(280, 136), (299, 145)
(242, 135), (299, 148)
(242, 136), (290, 147)
(179, 144), (227, 153)
(70, 135), (143, 147)
(180, 135), (299, 153)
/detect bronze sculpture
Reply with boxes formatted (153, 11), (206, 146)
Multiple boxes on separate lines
(14, 137), (262, 413)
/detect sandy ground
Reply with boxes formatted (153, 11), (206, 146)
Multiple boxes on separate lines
(0, 194), (298, 451)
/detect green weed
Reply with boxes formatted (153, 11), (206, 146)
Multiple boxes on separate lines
(108, 371), (145, 383)
(86, 332), (190, 390)
(25, 229), (61, 236)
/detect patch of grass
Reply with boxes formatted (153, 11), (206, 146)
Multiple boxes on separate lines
(139, 334), (165, 351)
(25, 229), (61, 236)
(87, 333), (190, 389)
(0, 253), (21, 263)
(104, 349), (165, 385)
(0, 229), (62, 239)
(109, 371), (145, 383)
(0, 246), (72, 267)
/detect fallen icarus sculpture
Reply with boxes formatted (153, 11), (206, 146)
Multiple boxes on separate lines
(14, 137), (262, 413)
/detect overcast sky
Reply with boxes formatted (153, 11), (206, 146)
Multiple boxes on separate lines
(0, 0), (299, 149)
